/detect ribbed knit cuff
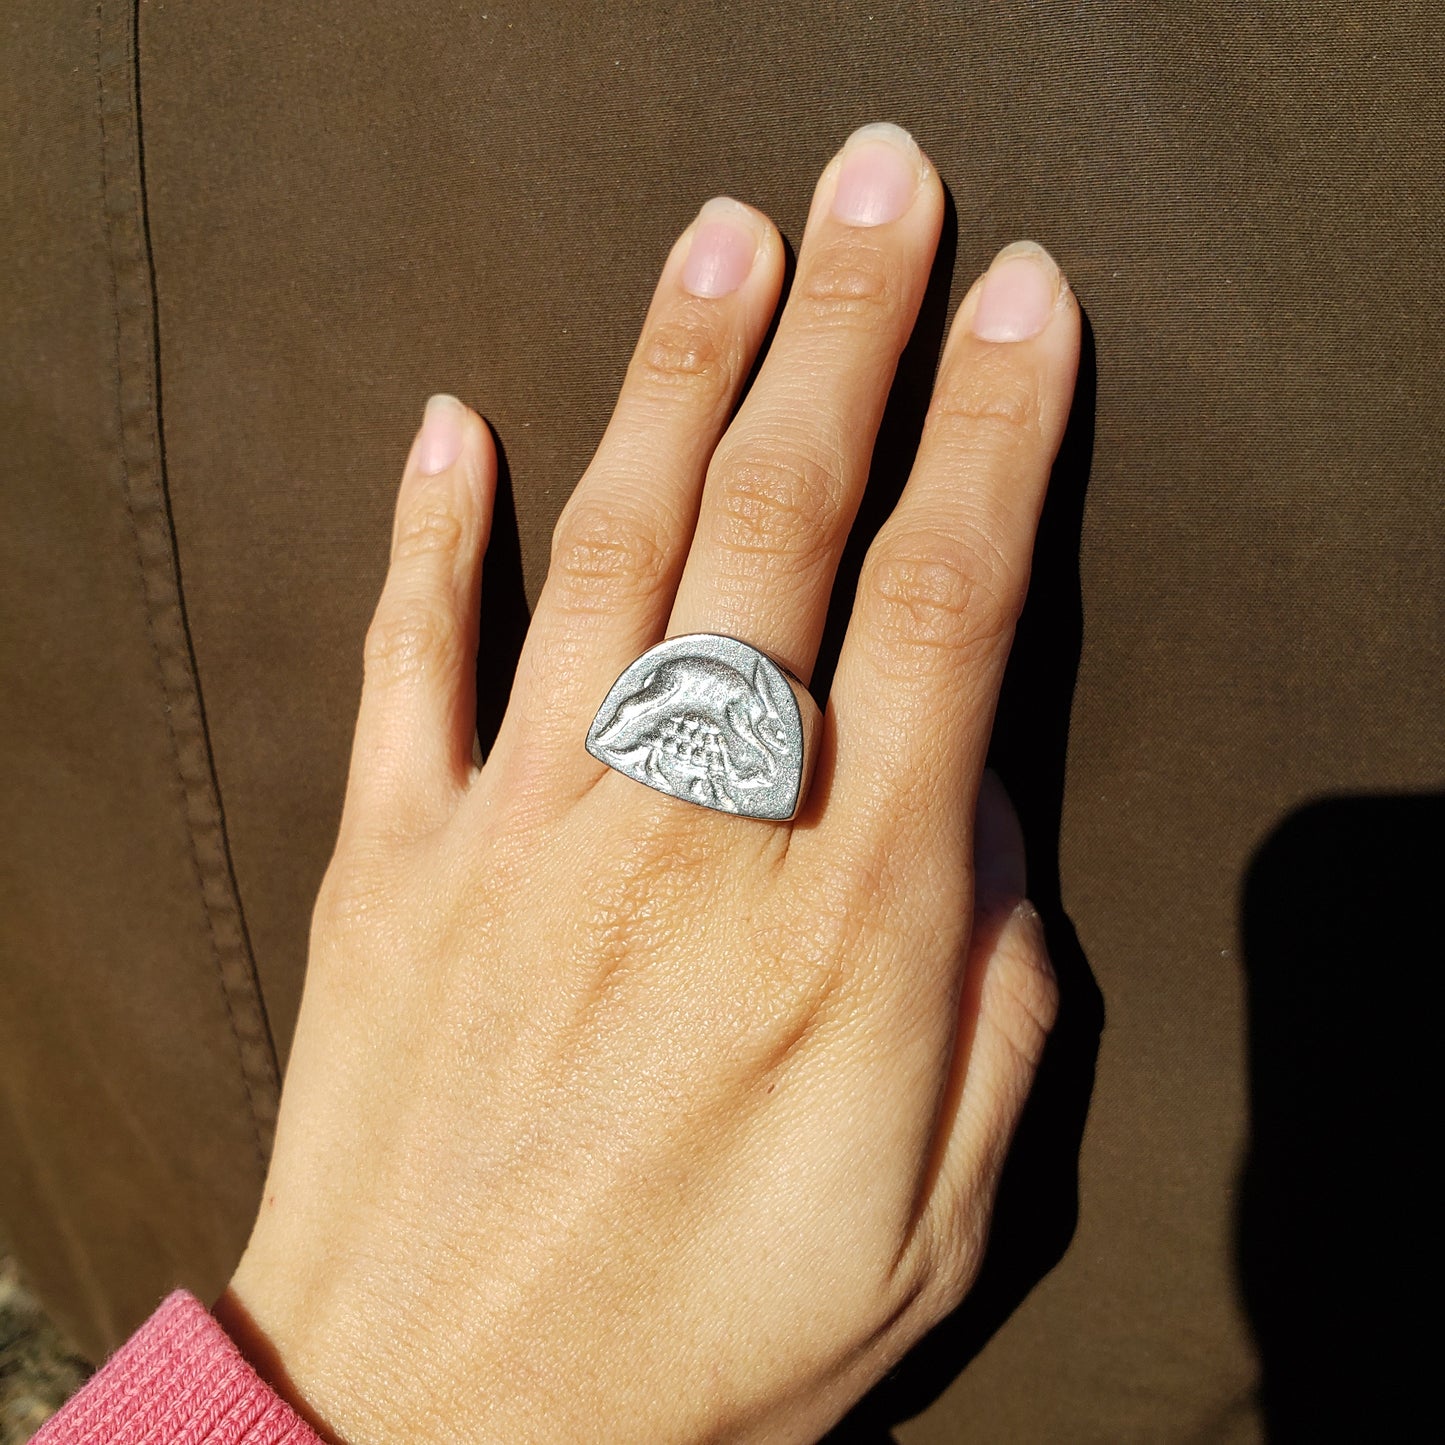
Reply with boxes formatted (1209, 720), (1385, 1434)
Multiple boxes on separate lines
(31, 1289), (323, 1444)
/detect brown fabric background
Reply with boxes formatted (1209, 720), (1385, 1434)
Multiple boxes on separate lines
(2, 2), (1440, 1440)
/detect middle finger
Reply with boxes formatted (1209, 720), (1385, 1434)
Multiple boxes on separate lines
(667, 122), (944, 686)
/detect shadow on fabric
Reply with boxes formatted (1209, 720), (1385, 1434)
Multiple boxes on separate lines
(472, 430), (532, 765)
(823, 201), (1103, 1442)
(1235, 792), (1439, 1442)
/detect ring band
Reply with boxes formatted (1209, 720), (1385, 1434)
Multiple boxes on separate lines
(585, 632), (822, 821)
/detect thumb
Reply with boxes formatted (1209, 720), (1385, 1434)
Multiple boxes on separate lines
(912, 770), (1058, 1294)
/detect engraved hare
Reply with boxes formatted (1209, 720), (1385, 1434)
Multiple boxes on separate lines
(590, 654), (792, 812)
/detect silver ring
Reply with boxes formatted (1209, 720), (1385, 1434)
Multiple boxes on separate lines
(585, 632), (822, 821)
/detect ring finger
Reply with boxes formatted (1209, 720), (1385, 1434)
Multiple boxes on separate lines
(491, 196), (786, 795)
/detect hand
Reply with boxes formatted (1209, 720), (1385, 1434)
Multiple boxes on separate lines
(216, 122), (1080, 1443)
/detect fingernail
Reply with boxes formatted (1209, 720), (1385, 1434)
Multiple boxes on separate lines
(970, 240), (1061, 342)
(830, 122), (922, 227)
(415, 393), (466, 475)
(682, 197), (759, 298)
(974, 768), (1027, 914)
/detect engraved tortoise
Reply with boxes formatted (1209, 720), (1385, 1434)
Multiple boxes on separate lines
(590, 654), (792, 811)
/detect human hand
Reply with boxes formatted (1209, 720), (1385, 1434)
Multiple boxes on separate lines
(216, 122), (1080, 1443)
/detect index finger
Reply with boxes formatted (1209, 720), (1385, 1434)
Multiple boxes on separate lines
(819, 240), (1080, 856)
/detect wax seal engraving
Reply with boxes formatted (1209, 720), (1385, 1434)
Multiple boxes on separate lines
(585, 634), (815, 821)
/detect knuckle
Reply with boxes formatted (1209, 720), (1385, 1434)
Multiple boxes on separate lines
(706, 447), (842, 570)
(311, 852), (395, 944)
(393, 492), (469, 563)
(312, 864), (368, 936)
(929, 357), (1045, 452)
(796, 235), (898, 324)
(858, 528), (1016, 668)
(632, 304), (733, 399)
(548, 498), (671, 612)
(309, 861), (413, 1008)
(363, 595), (464, 686)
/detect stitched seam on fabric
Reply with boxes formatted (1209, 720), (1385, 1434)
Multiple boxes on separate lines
(94, 0), (279, 1174)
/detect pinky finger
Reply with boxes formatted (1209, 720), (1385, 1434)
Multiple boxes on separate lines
(343, 394), (496, 843)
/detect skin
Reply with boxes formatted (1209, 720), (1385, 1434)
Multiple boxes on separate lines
(215, 124), (1081, 1443)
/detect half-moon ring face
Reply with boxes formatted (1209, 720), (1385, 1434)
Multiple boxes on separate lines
(585, 634), (815, 821)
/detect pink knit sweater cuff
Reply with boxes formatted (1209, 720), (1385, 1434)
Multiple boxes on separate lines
(32, 1289), (323, 1444)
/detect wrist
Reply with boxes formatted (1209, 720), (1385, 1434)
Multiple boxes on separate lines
(211, 1282), (349, 1445)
